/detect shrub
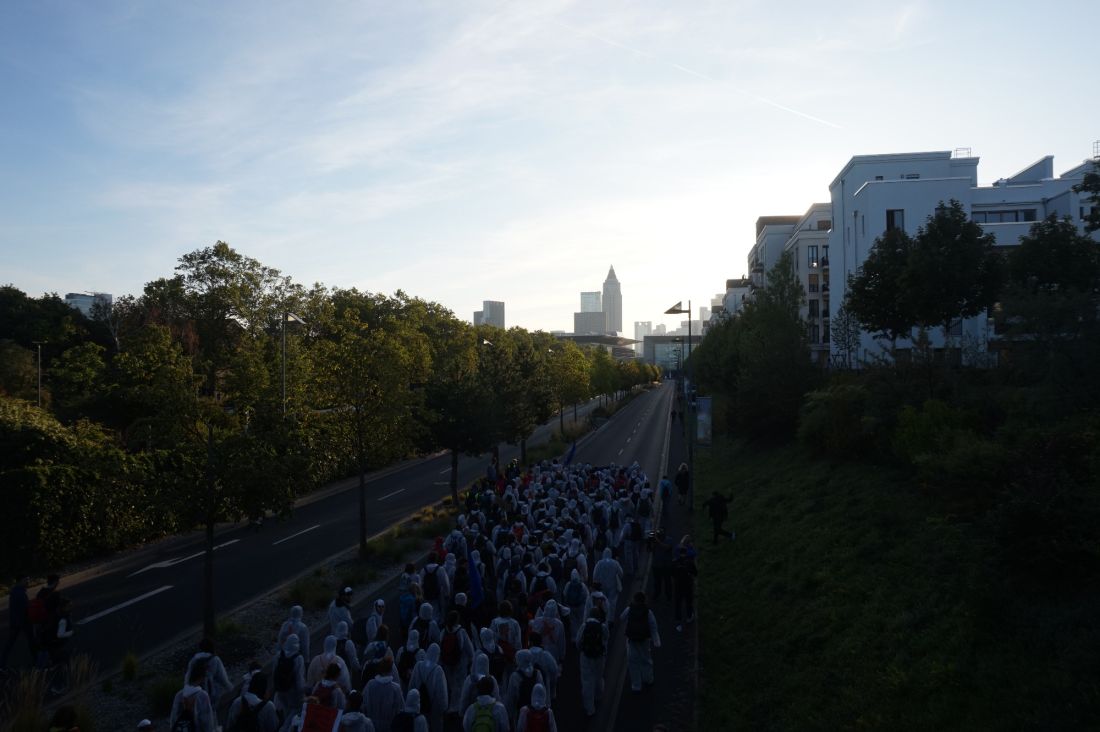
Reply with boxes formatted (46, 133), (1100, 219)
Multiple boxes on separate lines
(121, 651), (138, 681)
(797, 384), (879, 458)
(147, 675), (180, 717)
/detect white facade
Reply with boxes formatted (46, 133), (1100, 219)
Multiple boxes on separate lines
(747, 216), (801, 288)
(828, 150), (1097, 364)
(721, 278), (752, 318)
(633, 320), (652, 355)
(781, 203), (833, 364)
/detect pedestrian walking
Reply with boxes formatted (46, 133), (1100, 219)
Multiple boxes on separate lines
(674, 463), (690, 506)
(271, 634), (306, 721)
(329, 586), (354, 635)
(462, 675), (509, 732)
(703, 491), (735, 543)
(649, 529), (675, 603)
(225, 672), (279, 731)
(391, 688), (429, 732)
(620, 592), (661, 693)
(2, 575), (32, 669)
(672, 547), (698, 632)
(363, 659), (405, 732)
(407, 643), (448, 732)
(278, 605), (311, 661)
(577, 607), (609, 718)
(338, 690), (374, 731)
(170, 664), (216, 732)
(516, 683), (557, 732)
(184, 638), (232, 709)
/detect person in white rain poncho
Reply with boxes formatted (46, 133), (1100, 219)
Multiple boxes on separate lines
(592, 548), (624, 621)
(439, 610), (475, 714)
(183, 638), (232, 709)
(576, 607), (609, 718)
(224, 672), (279, 732)
(516, 682), (557, 732)
(526, 632), (560, 702)
(363, 659), (405, 732)
(504, 649), (544, 727)
(407, 643), (448, 732)
(169, 664), (216, 732)
(462, 676), (510, 732)
(365, 599), (387, 645)
(270, 634), (306, 720)
(329, 586), (354, 635)
(389, 687), (429, 732)
(529, 600), (566, 664)
(278, 605), (310, 660)
(335, 620), (360, 687)
(459, 651), (501, 715)
(307, 635), (352, 693)
(339, 690), (376, 732)
(560, 569), (589, 639)
(409, 603), (441, 651)
(420, 555), (451, 620)
(395, 630), (421, 690)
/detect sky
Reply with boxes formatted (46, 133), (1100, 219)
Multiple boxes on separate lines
(2, 1), (1098, 335)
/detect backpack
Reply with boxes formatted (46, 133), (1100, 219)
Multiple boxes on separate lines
(312, 681), (336, 707)
(564, 579), (585, 607)
(351, 616), (370, 647)
(546, 555), (563, 584)
(414, 618), (432, 650)
(497, 635), (517, 663)
(592, 505), (607, 529)
(625, 606), (651, 641)
(488, 649), (508, 681)
(471, 702), (496, 732)
(28, 596), (47, 625)
(419, 675), (434, 715)
(526, 706), (551, 732)
(609, 509), (621, 531)
(516, 672), (537, 711)
(397, 650), (417, 684)
(273, 651), (297, 692)
(173, 694), (197, 732)
(440, 628), (462, 666)
(638, 497), (652, 517)
(230, 697), (261, 732)
(392, 711), (416, 732)
(580, 621), (605, 659)
(629, 520), (643, 542)
(423, 566), (441, 601)
(563, 554), (579, 579)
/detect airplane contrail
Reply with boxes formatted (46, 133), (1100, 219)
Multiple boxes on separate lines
(555, 19), (843, 130)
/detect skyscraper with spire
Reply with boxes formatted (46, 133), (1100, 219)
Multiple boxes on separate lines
(602, 265), (622, 334)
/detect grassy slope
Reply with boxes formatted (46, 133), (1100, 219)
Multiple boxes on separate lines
(694, 438), (1100, 731)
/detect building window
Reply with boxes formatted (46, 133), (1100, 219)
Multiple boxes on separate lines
(817, 219), (832, 230)
(808, 274), (819, 293)
(903, 173), (920, 179)
(808, 299), (819, 318)
(972, 209), (1039, 224)
(874, 175), (883, 181)
(886, 209), (905, 231)
(948, 318), (962, 337)
(807, 245), (818, 268)
(809, 323), (820, 343)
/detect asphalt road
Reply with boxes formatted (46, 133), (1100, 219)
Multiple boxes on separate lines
(0, 397), (604, 674)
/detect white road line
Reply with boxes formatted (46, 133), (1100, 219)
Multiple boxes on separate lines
(438, 468), (450, 475)
(433, 481), (449, 486)
(618, 448), (624, 456)
(272, 524), (321, 546)
(127, 539), (240, 578)
(77, 585), (173, 625)
(626, 437), (631, 443)
(378, 488), (406, 501)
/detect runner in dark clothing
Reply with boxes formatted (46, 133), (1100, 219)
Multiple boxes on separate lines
(702, 491), (734, 544)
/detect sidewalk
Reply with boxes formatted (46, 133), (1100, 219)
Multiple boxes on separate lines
(611, 410), (697, 732)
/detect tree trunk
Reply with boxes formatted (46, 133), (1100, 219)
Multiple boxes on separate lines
(450, 448), (459, 506)
(203, 422), (216, 639)
(520, 437), (527, 467)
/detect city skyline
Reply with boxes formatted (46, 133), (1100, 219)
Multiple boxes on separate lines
(2, 3), (1098, 334)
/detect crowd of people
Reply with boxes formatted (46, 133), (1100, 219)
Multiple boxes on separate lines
(158, 457), (699, 731)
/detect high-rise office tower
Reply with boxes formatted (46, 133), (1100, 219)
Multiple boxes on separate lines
(602, 266), (621, 334)
(580, 291), (602, 313)
(480, 300), (505, 329)
(633, 321), (652, 355)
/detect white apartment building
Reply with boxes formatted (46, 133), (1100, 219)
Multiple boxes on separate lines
(828, 149), (1097, 364)
(781, 203), (833, 365)
(633, 321), (652, 355)
(721, 278), (752, 318)
(747, 215), (801, 289)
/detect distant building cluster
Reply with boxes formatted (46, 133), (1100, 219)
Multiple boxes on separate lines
(707, 145), (1099, 367)
(64, 291), (112, 317)
(572, 266), (622, 335)
(473, 300), (505, 329)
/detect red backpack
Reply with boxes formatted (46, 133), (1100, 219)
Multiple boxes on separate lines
(526, 706), (550, 732)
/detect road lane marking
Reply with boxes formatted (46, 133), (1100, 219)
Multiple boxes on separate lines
(77, 585), (173, 625)
(618, 448), (624, 456)
(438, 468), (450, 474)
(272, 524), (321, 546)
(127, 539), (240, 578)
(626, 437), (631, 443)
(433, 481), (449, 486)
(378, 488), (405, 501)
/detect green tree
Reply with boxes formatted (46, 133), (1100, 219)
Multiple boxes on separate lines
(1072, 157), (1100, 233)
(549, 340), (591, 436)
(907, 200), (1003, 343)
(314, 292), (428, 558)
(830, 303), (862, 368)
(0, 340), (38, 402)
(845, 227), (917, 350)
(48, 342), (107, 422)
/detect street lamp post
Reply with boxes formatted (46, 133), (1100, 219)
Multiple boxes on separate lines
(281, 312), (306, 417)
(666, 300), (694, 512)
